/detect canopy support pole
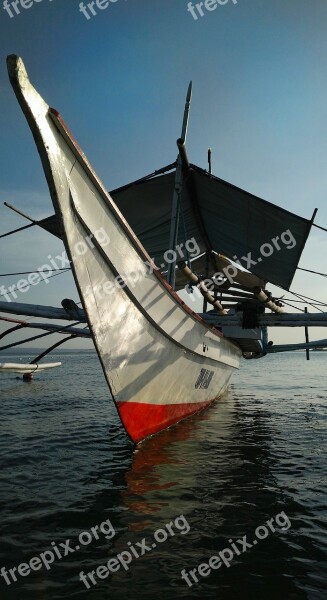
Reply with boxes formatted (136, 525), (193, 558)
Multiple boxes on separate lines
(203, 251), (210, 313)
(167, 82), (192, 288)
(208, 148), (212, 174)
(305, 306), (310, 360)
(167, 155), (182, 288)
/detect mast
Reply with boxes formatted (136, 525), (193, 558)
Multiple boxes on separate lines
(167, 81), (192, 288)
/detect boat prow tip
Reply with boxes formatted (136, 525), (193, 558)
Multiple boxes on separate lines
(6, 55), (27, 84)
(6, 54), (50, 136)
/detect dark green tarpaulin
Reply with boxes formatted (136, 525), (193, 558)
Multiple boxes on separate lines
(39, 164), (313, 290)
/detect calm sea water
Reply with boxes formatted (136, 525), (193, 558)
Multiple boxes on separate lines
(0, 350), (326, 600)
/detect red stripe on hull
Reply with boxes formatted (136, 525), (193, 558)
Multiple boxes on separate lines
(117, 399), (215, 443)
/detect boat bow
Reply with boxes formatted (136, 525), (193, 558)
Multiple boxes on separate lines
(7, 56), (240, 442)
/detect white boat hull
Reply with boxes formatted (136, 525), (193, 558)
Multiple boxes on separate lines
(0, 362), (61, 374)
(8, 56), (241, 442)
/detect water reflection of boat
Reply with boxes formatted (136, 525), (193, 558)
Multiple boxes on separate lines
(122, 409), (210, 523)
(120, 391), (240, 527)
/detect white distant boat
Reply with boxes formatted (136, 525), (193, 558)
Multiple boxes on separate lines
(0, 362), (62, 374)
(0, 361), (61, 381)
(1, 56), (327, 442)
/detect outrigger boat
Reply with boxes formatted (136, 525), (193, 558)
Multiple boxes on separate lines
(1, 56), (327, 442)
(0, 361), (62, 382)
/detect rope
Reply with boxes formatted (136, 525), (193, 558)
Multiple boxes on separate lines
(282, 300), (305, 312)
(0, 223), (35, 239)
(297, 267), (327, 278)
(291, 289), (327, 306)
(283, 298), (327, 306)
(0, 269), (71, 298)
(287, 290), (326, 313)
(0, 269), (71, 277)
(277, 283), (327, 312)
(313, 222), (327, 233)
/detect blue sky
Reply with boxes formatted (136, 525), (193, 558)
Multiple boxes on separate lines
(0, 0), (327, 349)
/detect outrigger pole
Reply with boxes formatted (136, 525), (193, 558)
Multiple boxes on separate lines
(167, 81), (192, 288)
(0, 202), (36, 238)
(0, 301), (86, 321)
(1, 202), (63, 241)
(30, 335), (78, 364)
(304, 306), (310, 360)
(198, 312), (327, 327)
(0, 312), (90, 353)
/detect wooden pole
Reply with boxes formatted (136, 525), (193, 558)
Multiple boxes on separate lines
(305, 306), (310, 360)
(253, 287), (284, 314)
(178, 262), (227, 314)
(208, 148), (212, 174)
(202, 250), (209, 313)
(197, 312), (327, 327)
(167, 82), (192, 288)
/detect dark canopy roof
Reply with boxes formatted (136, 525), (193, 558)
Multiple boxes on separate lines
(41, 163), (313, 290)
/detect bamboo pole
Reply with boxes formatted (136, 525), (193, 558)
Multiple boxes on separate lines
(178, 261), (227, 314)
(167, 82), (192, 288)
(253, 287), (284, 314)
